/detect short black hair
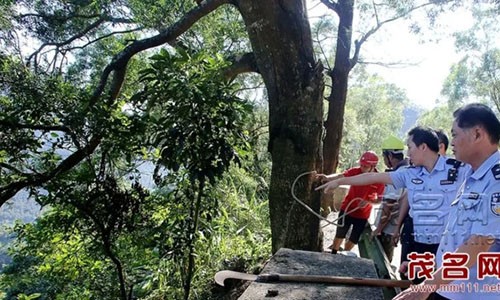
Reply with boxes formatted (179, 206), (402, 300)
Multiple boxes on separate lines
(408, 126), (440, 153)
(453, 103), (500, 144)
(434, 129), (449, 151)
(383, 150), (404, 161)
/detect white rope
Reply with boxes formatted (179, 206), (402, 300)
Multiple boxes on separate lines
(291, 171), (371, 228)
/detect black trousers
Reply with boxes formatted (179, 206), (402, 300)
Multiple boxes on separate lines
(334, 210), (367, 244)
(400, 215), (415, 263)
(400, 216), (440, 283)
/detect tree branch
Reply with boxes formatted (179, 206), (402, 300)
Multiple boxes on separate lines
(0, 136), (101, 206)
(0, 163), (28, 176)
(0, 120), (72, 132)
(350, 1), (439, 69)
(27, 14), (137, 65)
(357, 60), (420, 67)
(320, 0), (339, 15)
(28, 17), (107, 64)
(65, 28), (144, 52)
(87, 0), (232, 109)
(223, 52), (259, 80)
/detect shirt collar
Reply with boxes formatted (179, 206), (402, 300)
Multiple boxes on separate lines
(418, 155), (446, 176)
(470, 150), (500, 180)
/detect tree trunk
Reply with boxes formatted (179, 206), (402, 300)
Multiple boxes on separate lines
(323, 0), (354, 175)
(236, 0), (324, 253)
(184, 179), (204, 300)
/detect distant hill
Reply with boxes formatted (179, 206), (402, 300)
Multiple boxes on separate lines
(400, 106), (423, 136)
(0, 191), (41, 224)
(0, 191), (41, 271)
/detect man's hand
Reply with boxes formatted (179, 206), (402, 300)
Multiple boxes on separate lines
(315, 179), (340, 193)
(399, 261), (409, 276)
(371, 228), (382, 239)
(393, 263), (433, 299)
(314, 173), (330, 183)
(392, 230), (400, 246)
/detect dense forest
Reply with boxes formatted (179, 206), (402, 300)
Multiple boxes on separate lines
(0, 0), (498, 299)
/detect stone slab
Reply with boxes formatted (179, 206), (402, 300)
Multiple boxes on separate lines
(238, 248), (384, 300)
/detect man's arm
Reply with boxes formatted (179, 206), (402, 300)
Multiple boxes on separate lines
(315, 173), (344, 183)
(325, 173), (344, 181)
(374, 202), (393, 235)
(316, 172), (393, 193)
(391, 191), (409, 244)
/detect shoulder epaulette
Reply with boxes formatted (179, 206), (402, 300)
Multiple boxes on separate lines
(446, 158), (465, 168)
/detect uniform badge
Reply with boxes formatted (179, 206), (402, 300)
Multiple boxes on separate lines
(490, 193), (500, 216)
(411, 178), (423, 184)
(492, 164), (500, 180)
(467, 192), (479, 200)
(440, 180), (454, 185)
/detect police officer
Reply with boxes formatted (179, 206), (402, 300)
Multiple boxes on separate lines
(316, 126), (468, 280)
(394, 103), (500, 300)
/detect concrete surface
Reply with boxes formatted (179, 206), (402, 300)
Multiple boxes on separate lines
(237, 248), (384, 300)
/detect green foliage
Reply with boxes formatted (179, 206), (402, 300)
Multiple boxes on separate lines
(442, 49), (500, 113)
(339, 67), (409, 170)
(474, 49), (500, 111)
(127, 0), (196, 30)
(133, 48), (254, 298)
(311, 16), (337, 70)
(0, 56), (88, 185)
(136, 48), (253, 184)
(0, 166), (271, 300)
(443, 3), (500, 112)
(0, 41), (266, 299)
(137, 166), (271, 300)
(182, 5), (249, 54)
(416, 105), (455, 156)
(17, 294), (41, 300)
(0, 1), (265, 290)
(441, 57), (472, 108)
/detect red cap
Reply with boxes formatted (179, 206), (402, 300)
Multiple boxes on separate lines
(359, 151), (379, 166)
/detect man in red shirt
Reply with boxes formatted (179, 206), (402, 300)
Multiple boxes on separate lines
(316, 151), (385, 254)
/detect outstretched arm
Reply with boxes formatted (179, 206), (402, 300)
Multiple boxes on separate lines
(315, 172), (393, 193)
(314, 172), (344, 183)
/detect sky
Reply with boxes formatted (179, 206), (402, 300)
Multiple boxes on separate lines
(306, 1), (475, 110)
